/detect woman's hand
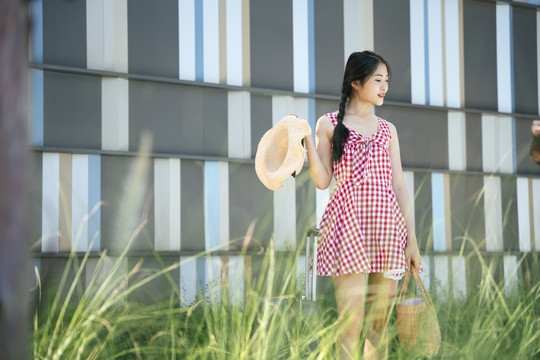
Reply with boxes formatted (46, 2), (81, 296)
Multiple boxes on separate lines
(404, 238), (421, 272)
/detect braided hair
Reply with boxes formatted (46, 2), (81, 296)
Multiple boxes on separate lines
(331, 51), (391, 162)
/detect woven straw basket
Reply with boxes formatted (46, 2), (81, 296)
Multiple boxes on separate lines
(396, 269), (441, 357)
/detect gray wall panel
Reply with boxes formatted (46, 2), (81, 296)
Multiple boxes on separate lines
(314, 0), (343, 96)
(450, 174), (485, 251)
(250, 94), (273, 158)
(466, 112), (483, 172)
(500, 176), (519, 251)
(127, 257), (180, 303)
(128, 0), (179, 78)
(513, 7), (538, 115)
(43, 0), (86, 68)
(229, 163), (274, 250)
(414, 172), (433, 252)
(373, 0), (411, 103)
(516, 117), (540, 174)
(376, 106), (448, 169)
(181, 161), (204, 251)
(250, 0), (294, 91)
(101, 156), (154, 252)
(463, 0), (497, 111)
(43, 72), (101, 149)
(203, 89), (228, 157)
(129, 82), (204, 155)
(315, 99), (339, 119)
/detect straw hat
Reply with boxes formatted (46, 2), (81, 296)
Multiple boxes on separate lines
(255, 115), (312, 190)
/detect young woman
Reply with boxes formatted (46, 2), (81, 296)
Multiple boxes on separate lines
(303, 51), (422, 359)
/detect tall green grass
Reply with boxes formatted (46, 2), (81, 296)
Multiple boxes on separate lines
(32, 236), (540, 359)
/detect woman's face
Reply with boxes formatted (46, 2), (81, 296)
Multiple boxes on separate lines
(352, 63), (389, 106)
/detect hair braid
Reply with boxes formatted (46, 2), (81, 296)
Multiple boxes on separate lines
(331, 85), (351, 162)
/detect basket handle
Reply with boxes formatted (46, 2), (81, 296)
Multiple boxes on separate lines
(397, 268), (435, 309)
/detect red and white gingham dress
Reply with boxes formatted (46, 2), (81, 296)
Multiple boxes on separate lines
(317, 112), (409, 278)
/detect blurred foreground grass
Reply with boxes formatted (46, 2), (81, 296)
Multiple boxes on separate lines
(31, 239), (540, 360)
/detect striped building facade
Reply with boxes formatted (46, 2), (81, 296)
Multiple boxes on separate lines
(29, 0), (540, 304)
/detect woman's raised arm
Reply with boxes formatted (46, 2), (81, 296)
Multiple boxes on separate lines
(304, 115), (334, 190)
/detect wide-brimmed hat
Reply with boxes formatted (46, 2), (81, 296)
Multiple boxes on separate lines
(255, 115), (312, 190)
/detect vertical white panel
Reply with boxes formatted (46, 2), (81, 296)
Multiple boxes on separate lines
(218, 162), (229, 250)
(272, 96), (297, 250)
(343, 0), (361, 62)
(180, 256), (197, 305)
(179, 0), (196, 80)
(482, 114), (498, 173)
(533, 179), (540, 251)
(410, 0), (426, 105)
(484, 176), (503, 252)
(448, 111), (467, 171)
(87, 155), (101, 251)
(517, 178), (532, 252)
(87, 0), (105, 69)
(481, 114), (514, 173)
(104, 0), (128, 72)
(102, 78), (129, 151)
(72, 155), (89, 251)
(498, 116), (515, 173)
(445, 0), (461, 108)
(226, 0), (243, 85)
(227, 91), (251, 158)
(293, 98), (310, 125)
(452, 256), (466, 299)
(344, 0), (373, 56)
(274, 177), (297, 250)
(433, 255), (449, 299)
(154, 159), (170, 250)
(403, 171), (415, 224)
(203, 0), (220, 83)
(496, 3), (513, 113)
(503, 255), (519, 297)
(228, 256), (244, 305)
(42, 153), (60, 252)
(169, 159), (181, 251)
(293, 0), (309, 93)
(419, 255), (430, 290)
(316, 188), (329, 226)
(427, 0), (444, 106)
(432, 173), (446, 252)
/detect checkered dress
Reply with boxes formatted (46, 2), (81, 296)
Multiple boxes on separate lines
(317, 112), (409, 277)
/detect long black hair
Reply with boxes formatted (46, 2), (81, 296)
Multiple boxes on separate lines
(331, 51), (391, 162)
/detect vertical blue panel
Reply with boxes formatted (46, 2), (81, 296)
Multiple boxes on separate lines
(31, 70), (44, 146)
(88, 155), (101, 251)
(30, 0), (43, 63)
(196, 256), (206, 294)
(195, 0), (204, 81)
(204, 161), (220, 250)
(308, 98), (316, 131)
(431, 173), (446, 251)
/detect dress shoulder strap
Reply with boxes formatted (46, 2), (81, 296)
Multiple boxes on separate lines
(325, 112), (338, 126)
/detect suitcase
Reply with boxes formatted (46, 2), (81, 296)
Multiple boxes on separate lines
(303, 227), (319, 301)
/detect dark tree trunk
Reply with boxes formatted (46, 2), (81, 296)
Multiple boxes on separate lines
(0, 0), (30, 359)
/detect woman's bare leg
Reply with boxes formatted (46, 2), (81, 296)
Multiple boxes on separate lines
(363, 273), (398, 360)
(332, 273), (367, 360)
